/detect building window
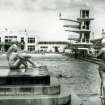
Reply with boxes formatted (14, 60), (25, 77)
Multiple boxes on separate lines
(4, 36), (17, 51)
(5, 36), (17, 43)
(86, 10), (89, 17)
(81, 10), (89, 18)
(21, 37), (24, 42)
(40, 46), (48, 48)
(20, 37), (25, 50)
(82, 21), (90, 30)
(28, 37), (35, 43)
(28, 45), (35, 51)
(0, 37), (1, 51)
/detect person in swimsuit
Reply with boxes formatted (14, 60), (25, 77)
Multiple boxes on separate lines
(96, 39), (105, 105)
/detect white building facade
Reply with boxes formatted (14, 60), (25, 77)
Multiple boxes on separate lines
(0, 28), (68, 53)
(38, 41), (68, 53)
(0, 28), (38, 52)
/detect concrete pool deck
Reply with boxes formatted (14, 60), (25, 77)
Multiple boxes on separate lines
(0, 53), (102, 105)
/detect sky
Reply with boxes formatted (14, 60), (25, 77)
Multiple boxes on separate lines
(0, 0), (104, 41)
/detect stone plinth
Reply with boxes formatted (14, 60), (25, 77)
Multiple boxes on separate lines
(0, 66), (50, 85)
(0, 75), (50, 85)
(0, 78), (60, 95)
(0, 66), (71, 105)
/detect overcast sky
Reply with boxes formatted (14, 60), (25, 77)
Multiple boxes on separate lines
(0, 0), (104, 41)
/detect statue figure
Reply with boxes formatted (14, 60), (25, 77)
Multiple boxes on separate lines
(7, 41), (37, 72)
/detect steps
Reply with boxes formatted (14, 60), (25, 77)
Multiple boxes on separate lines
(0, 92), (71, 105)
(0, 67), (71, 105)
(0, 78), (60, 96)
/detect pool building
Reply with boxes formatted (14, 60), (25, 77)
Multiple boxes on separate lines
(0, 28), (68, 53)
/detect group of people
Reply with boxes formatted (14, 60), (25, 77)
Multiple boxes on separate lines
(7, 41), (38, 71)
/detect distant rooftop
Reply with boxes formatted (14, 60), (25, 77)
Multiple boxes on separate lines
(38, 41), (69, 44)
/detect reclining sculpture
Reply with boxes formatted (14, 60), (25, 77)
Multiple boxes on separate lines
(7, 42), (37, 72)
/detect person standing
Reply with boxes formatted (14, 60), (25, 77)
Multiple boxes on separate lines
(96, 39), (105, 105)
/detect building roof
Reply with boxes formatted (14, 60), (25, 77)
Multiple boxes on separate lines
(38, 41), (69, 44)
